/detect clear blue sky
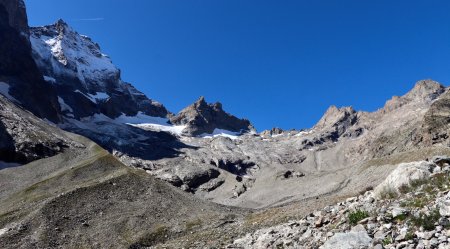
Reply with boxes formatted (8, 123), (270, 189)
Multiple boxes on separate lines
(25, 0), (450, 131)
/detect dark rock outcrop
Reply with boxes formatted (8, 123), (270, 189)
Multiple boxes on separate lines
(0, 0), (61, 122)
(0, 0), (29, 35)
(171, 96), (254, 136)
(0, 95), (70, 164)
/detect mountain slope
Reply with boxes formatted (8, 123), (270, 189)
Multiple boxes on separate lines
(0, 94), (246, 249)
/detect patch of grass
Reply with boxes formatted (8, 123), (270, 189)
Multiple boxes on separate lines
(186, 218), (203, 231)
(400, 194), (430, 208)
(130, 224), (169, 248)
(405, 231), (414, 240)
(394, 213), (408, 223)
(382, 236), (392, 246)
(348, 210), (369, 225)
(379, 187), (398, 199)
(410, 209), (441, 231)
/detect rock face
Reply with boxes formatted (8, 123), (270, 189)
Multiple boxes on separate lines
(170, 96), (254, 136)
(423, 89), (450, 145)
(30, 20), (169, 120)
(0, 0), (28, 35)
(0, 95), (72, 165)
(0, 0), (61, 122)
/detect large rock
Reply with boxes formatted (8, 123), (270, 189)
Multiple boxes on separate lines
(0, 95), (71, 164)
(438, 192), (450, 217)
(170, 96), (254, 136)
(320, 231), (372, 249)
(374, 161), (435, 198)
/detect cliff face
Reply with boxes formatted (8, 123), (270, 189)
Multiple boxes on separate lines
(0, 0), (29, 35)
(0, 0), (61, 122)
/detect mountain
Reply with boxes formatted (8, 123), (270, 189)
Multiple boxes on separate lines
(170, 96), (254, 136)
(0, 94), (244, 248)
(3, 0), (450, 248)
(30, 19), (169, 120)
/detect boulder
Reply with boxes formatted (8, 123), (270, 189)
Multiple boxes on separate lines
(433, 156), (450, 166)
(320, 230), (372, 249)
(438, 192), (450, 217)
(374, 161), (435, 198)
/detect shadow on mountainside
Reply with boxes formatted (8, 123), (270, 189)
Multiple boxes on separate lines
(66, 123), (198, 161)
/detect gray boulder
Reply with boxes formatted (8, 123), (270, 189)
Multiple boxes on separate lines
(320, 231), (372, 249)
(374, 161), (435, 198)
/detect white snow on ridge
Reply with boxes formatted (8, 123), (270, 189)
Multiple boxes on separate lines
(200, 129), (241, 140)
(115, 112), (169, 125)
(295, 130), (313, 137)
(74, 90), (110, 103)
(62, 111), (243, 138)
(131, 123), (187, 135)
(115, 112), (186, 135)
(0, 82), (20, 103)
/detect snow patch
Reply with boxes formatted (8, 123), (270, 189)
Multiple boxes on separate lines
(0, 82), (20, 103)
(75, 90), (110, 103)
(115, 112), (169, 125)
(44, 75), (56, 84)
(200, 129), (241, 139)
(296, 130), (313, 137)
(131, 123), (186, 135)
(58, 96), (73, 113)
(115, 112), (186, 135)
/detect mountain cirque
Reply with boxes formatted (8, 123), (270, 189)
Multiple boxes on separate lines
(2, 0), (450, 248)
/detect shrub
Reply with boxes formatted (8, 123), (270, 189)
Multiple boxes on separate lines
(348, 210), (369, 225)
(410, 209), (440, 231)
(379, 187), (398, 199)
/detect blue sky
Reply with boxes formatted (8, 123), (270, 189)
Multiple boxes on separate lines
(26, 0), (450, 131)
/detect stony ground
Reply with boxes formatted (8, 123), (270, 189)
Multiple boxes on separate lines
(228, 158), (450, 249)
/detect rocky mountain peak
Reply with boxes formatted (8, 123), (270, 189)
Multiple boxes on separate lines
(28, 19), (169, 120)
(30, 20), (119, 88)
(314, 105), (356, 130)
(405, 79), (445, 101)
(193, 96), (208, 108)
(170, 96), (254, 136)
(381, 80), (445, 114)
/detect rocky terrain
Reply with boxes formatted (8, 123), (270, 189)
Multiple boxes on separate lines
(230, 158), (450, 249)
(2, 0), (450, 248)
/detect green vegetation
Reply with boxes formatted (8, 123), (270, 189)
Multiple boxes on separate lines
(186, 218), (203, 231)
(131, 224), (169, 247)
(382, 236), (393, 246)
(379, 187), (398, 199)
(405, 231), (414, 241)
(348, 210), (369, 225)
(410, 209), (441, 231)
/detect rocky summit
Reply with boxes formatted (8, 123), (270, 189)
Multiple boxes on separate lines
(1, 0), (450, 248)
